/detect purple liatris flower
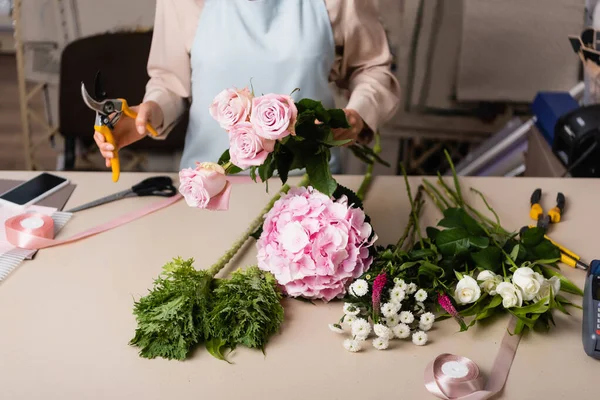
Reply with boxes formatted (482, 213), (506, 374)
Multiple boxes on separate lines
(438, 292), (467, 330)
(372, 272), (387, 313)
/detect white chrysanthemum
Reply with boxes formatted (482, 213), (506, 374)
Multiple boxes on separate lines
(373, 323), (394, 340)
(415, 302), (425, 311)
(419, 322), (432, 332)
(328, 323), (345, 333)
(349, 279), (369, 297)
(373, 337), (389, 350)
(420, 312), (435, 325)
(351, 318), (371, 339)
(412, 331), (428, 346)
(343, 314), (357, 326)
(394, 278), (408, 291)
(343, 338), (362, 352)
(392, 323), (411, 339)
(343, 303), (360, 316)
(406, 283), (418, 294)
(389, 287), (406, 304)
(415, 289), (428, 302)
(384, 314), (400, 327)
(399, 311), (415, 324)
(381, 302), (400, 318)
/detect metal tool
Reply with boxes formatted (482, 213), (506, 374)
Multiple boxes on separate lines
(582, 259), (600, 359)
(65, 176), (177, 213)
(526, 189), (588, 270)
(81, 72), (159, 182)
(529, 188), (565, 230)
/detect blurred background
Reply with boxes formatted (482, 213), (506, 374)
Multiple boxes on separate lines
(0, 0), (597, 178)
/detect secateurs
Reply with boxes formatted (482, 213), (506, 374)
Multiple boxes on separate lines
(81, 73), (159, 182)
(528, 188), (588, 270)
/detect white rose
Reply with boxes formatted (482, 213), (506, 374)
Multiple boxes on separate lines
(535, 276), (561, 304)
(454, 276), (481, 304)
(496, 282), (523, 308)
(512, 267), (542, 301)
(476, 270), (502, 295)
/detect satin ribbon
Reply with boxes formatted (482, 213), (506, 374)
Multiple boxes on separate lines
(2, 174), (278, 250)
(4, 194), (184, 250)
(424, 317), (522, 399)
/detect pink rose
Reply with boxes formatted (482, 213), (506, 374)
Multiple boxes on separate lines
(178, 162), (232, 210)
(256, 186), (376, 302)
(250, 94), (298, 140)
(209, 87), (253, 130)
(229, 122), (275, 169)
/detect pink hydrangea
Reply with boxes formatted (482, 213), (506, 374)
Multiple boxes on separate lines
(256, 186), (376, 302)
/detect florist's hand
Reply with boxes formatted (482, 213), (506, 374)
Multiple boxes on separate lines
(332, 109), (368, 146)
(94, 101), (163, 168)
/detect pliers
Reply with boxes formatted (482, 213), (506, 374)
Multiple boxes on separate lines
(81, 76), (158, 182)
(528, 188), (588, 270)
(529, 188), (564, 230)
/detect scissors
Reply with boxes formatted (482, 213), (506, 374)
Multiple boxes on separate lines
(81, 72), (159, 182)
(66, 176), (177, 213)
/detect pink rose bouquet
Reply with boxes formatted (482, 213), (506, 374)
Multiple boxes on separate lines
(256, 186), (376, 301)
(181, 84), (388, 211)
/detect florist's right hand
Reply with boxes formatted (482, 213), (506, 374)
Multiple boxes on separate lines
(94, 101), (163, 168)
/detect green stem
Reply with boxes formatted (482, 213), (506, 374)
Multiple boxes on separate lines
(436, 174), (460, 207)
(401, 165), (424, 248)
(356, 132), (382, 201)
(443, 149), (464, 206)
(207, 174), (310, 277)
(422, 180), (447, 212)
(423, 179), (451, 209)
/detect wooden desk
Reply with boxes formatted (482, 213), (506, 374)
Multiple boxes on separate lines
(0, 171), (597, 400)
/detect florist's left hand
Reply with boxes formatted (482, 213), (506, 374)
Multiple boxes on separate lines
(332, 109), (369, 146)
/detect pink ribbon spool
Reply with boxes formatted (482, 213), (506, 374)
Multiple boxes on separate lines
(5, 213), (55, 250)
(425, 354), (484, 399)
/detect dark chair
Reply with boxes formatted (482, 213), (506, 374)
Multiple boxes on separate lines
(59, 30), (188, 170)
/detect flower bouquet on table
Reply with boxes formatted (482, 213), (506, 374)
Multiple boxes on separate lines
(333, 151), (583, 352)
(178, 85), (387, 210)
(130, 86), (384, 362)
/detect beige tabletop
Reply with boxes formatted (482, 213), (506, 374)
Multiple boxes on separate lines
(0, 171), (597, 400)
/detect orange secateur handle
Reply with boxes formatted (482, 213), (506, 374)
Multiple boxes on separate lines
(98, 99), (159, 183)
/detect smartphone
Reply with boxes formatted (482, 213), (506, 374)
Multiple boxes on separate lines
(0, 172), (69, 208)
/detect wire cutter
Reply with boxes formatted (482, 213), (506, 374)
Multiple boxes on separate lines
(528, 188), (588, 270)
(81, 75), (158, 182)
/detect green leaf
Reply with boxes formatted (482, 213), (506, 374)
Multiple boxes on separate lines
(438, 208), (485, 236)
(327, 108), (350, 129)
(510, 244), (520, 261)
(399, 261), (420, 271)
(276, 146), (294, 185)
(435, 228), (489, 257)
(409, 248), (436, 260)
(332, 184), (363, 209)
(297, 99), (329, 123)
(305, 151), (337, 197)
(471, 246), (502, 272)
(218, 149), (231, 165)
(320, 138), (353, 147)
(540, 266), (584, 296)
(511, 297), (550, 316)
(250, 167), (258, 182)
(205, 338), (231, 363)
(530, 240), (561, 261)
(520, 227), (545, 247)
(426, 227), (440, 240)
(417, 261), (445, 280)
(555, 295), (582, 310)
(454, 270), (464, 281)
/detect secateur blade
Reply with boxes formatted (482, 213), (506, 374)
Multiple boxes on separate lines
(94, 70), (107, 101)
(81, 82), (105, 113)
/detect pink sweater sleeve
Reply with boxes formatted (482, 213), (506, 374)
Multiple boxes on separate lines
(143, 0), (199, 138)
(327, 0), (401, 135)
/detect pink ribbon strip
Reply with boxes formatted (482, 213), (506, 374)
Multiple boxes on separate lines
(424, 317), (521, 399)
(2, 174), (275, 251)
(5, 194), (184, 250)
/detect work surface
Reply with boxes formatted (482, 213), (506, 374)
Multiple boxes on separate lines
(0, 171), (597, 400)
